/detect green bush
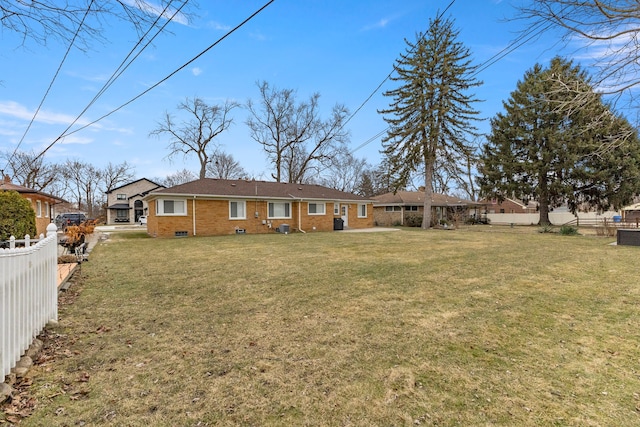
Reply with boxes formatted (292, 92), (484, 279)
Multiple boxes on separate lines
(405, 214), (423, 227)
(559, 225), (579, 236)
(0, 190), (36, 240)
(538, 223), (555, 234)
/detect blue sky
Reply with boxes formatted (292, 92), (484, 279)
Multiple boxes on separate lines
(0, 0), (580, 182)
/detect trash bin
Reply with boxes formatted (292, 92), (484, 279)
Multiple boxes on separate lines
(333, 218), (344, 230)
(613, 215), (622, 223)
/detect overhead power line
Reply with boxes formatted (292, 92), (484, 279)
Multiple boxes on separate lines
(3, 0), (95, 172)
(32, 0), (191, 163)
(348, 4), (552, 155)
(33, 0), (276, 163)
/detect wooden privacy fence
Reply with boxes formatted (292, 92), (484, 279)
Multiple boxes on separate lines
(0, 223), (58, 379)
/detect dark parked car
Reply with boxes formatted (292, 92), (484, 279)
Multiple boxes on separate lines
(55, 213), (87, 230)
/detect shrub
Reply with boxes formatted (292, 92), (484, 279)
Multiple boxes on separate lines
(0, 190), (36, 240)
(559, 225), (579, 236)
(538, 223), (555, 233)
(405, 214), (423, 227)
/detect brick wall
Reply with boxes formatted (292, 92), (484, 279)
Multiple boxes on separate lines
(24, 195), (53, 236)
(147, 198), (374, 237)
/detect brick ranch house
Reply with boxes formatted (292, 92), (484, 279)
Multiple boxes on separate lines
(372, 190), (481, 227)
(143, 178), (374, 238)
(1, 175), (65, 236)
(478, 197), (538, 214)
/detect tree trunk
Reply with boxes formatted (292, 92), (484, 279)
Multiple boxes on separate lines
(538, 174), (550, 225)
(422, 161), (434, 229)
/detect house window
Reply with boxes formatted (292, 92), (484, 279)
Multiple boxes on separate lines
(268, 202), (291, 219)
(36, 200), (42, 217)
(117, 194), (127, 200)
(156, 199), (186, 216)
(334, 203), (339, 215)
(116, 210), (129, 221)
(308, 202), (325, 215)
(358, 203), (367, 218)
(405, 206), (418, 211)
(229, 201), (246, 219)
(44, 202), (49, 218)
(385, 206), (401, 212)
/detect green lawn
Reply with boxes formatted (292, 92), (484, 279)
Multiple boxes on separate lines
(8, 227), (640, 426)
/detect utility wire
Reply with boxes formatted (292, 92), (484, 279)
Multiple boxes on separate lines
(3, 0), (95, 172)
(33, 0), (190, 163)
(33, 0), (275, 163)
(342, 0), (457, 131)
(348, 5), (552, 155)
(79, 1), (184, 123)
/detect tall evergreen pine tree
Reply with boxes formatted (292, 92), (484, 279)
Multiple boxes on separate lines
(479, 57), (640, 223)
(379, 16), (481, 229)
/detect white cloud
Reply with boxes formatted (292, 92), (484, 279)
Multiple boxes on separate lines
(249, 31), (267, 41)
(0, 101), (93, 127)
(365, 18), (389, 31)
(208, 21), (231, 31)
(122, 0), (189, 26)
(361, 16), (395, 32)
(58, 135), (93, 145)
(192, 67), (203, 76)
(65, 71), (110, 83)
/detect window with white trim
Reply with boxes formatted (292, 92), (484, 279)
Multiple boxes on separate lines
(44, 202), (49, 217)
(308, 202), (325, 215)
(268, 202), (291, 219)
(334, 203), (340, 215)
(229, 201), (246, 219)
(156, 199), (186, 216)
(357, 203), (367, 218)
(117, 193), (127, 200)
(385, 206), (401, 212)
(36, 200), (42, 217)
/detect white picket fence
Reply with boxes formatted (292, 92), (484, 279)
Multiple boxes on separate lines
(0, 223), (58, 379)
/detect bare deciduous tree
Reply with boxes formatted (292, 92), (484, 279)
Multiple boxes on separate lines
(246, 81), (350, 183)
(62, 159), (101, 218)
(206, 149), (247, 180)
(320, 147), (369, 194)
(518, 1), (640, 104)
(101, 161), (135, 193)
(1, 149), (59, 192)
(0, 0), (194, 51)
(161, 168), (197, 187)
(150, 97), (239, 180)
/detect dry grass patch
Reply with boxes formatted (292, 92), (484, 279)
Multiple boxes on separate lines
(7, 228), (640, 426)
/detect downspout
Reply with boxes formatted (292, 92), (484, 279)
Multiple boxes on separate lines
(289, 194), (306, 233)
(192, 196), (197, 236)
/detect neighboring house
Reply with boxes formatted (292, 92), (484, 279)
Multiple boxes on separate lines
(0, 175), (66, 236)
(105, 178), (165, 224)
(143, 178), (374, 237)
(622, 202), (640, 223)
(372, 190), (481, 226)
(479, 197), (538, 214)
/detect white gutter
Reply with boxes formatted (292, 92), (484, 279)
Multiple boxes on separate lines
(192, 196), (197, 236)
(289, 194), (306, 233)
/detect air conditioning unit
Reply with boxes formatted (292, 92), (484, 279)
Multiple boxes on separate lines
(278, 224), (290, 234)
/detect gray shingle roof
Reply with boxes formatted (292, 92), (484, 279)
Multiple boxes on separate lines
(147, 178), (371, 202)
